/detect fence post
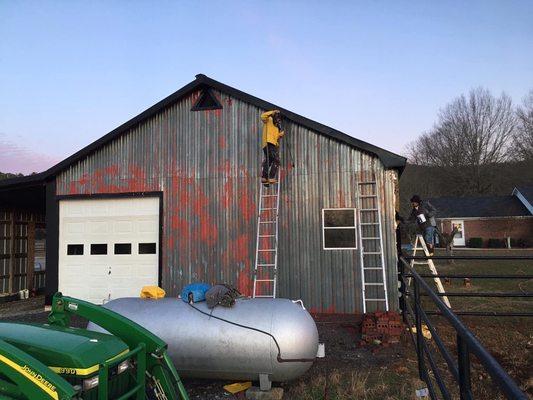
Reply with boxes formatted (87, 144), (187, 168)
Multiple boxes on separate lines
(414, 278), (425, 380)
(457, 334), (473, 400)
(397, 259), (406, 322)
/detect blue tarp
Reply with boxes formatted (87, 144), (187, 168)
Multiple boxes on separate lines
(181, 283), (211, 303)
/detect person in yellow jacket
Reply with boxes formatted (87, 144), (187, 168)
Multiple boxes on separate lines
(260, 110), (284, 184)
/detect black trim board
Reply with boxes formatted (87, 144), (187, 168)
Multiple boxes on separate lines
(49, 191), (164, 303)
(0, 74), (406, 191)
(44, 179), (59, 305)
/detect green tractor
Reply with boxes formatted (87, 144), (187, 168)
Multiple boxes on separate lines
(0, 293), (189, 400)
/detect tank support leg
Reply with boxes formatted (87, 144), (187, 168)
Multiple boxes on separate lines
(259, 373), (272, 391)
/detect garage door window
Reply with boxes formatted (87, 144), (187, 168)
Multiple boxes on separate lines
(67, 244), (84, 255)
(139, 243), (157, 254)
(91, 244), (107, 255)
(322, 208), (357, 250)
(114, 243), (132, 255)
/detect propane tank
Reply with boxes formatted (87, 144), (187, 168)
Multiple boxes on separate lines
(88, 297), (318, 383)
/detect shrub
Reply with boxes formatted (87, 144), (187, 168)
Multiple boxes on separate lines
(510, 238), (530, 248)
(467, 237), (483, 248)
(487, 238), (506, 248)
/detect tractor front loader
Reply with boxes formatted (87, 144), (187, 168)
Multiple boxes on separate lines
(0, 292), (189, 400)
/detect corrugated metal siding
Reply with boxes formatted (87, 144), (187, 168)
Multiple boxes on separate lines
(56, 89), (399, 313)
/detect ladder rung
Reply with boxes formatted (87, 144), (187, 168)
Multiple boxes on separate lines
(363, 252), (382, 255)
(359, 195), (377, 198)
(255, 279), (275, 282)
(262, 194), (278, 197)
(258, 249), (276, 252)
(360, 222), (380, 225)
(256, 264), (276, 267)
(260, 208), (277, 211)
(362, 237), (381, 240)
(366, 298), (387, 301)
(259, 221), (277, 224)
(360, 208), (379, 211)
(258, 235), (275, 237)
(365, 283), (384, 286)
(364, 267), (383, 270)
(412, 261), (428, 265)
(254, 295), (274, 298)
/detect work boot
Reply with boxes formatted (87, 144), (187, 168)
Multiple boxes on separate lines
(268, 178), (278, 184)
(261, 177), (268, 183)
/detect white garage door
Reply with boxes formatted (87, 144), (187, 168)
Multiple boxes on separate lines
(59, 197), (159, 304)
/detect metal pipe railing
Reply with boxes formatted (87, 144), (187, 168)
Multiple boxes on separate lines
(399, 257), (528, 400)
(404, 255), (533, 260)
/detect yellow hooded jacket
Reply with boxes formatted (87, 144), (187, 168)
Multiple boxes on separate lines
(261, 110), (284, 148)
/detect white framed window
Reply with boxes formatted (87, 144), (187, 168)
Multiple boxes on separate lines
(322, 208), (358, 250)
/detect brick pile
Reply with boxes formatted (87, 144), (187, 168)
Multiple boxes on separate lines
(360, 311), (403, 346)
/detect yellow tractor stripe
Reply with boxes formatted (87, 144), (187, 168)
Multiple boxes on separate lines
(0, 354), (59, 400)
(48, 349), (130, 377)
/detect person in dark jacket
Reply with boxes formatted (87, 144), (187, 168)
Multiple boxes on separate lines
(408, 195), (438, 255)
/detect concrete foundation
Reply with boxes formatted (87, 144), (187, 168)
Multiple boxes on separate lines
(245, 387), (284, 400)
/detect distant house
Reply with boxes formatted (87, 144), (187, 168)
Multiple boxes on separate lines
(428, 186), (533, 247)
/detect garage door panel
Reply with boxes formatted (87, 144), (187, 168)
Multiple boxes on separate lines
(89, 220), (111, 234)
(59, 197), (160, 304)
(138, 219), (158, 234)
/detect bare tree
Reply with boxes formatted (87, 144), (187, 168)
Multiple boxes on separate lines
(513, 90), (533, 161)
(406, 88), (516, 195)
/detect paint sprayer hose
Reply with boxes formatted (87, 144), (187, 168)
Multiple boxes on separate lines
(187, 302), (315, 363)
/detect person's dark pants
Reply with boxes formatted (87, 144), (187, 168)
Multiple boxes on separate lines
(262, 143), (280, 180)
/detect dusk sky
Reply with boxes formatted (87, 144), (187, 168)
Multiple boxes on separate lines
(1, 1), (532, 174)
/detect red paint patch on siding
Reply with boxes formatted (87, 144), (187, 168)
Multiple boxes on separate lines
(198, 214), (218, 246)
(68, 181), (79, 195)
(223, 177), (234, 209)
(235, 234), (249, 262)
(323, 303), (337, 314)
(238, 189), (255, 223)
(236, 269), (251, 297)
(126, 165), (149, 192)
(218, 135), (227, 150)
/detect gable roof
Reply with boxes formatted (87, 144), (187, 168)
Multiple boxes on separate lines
(0, 74), (406, 190)
(513, 186), (533, 215)
(427, 195), (532, 218)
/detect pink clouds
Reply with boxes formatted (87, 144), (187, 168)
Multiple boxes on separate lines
(0, 134), (60, 175)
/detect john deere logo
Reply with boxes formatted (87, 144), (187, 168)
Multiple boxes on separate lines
(22, 365), (57, 392)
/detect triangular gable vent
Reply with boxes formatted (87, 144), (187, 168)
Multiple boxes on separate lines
(191, 88), (223, 111)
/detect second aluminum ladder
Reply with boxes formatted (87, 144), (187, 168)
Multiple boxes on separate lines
(357, 180), (389, 313)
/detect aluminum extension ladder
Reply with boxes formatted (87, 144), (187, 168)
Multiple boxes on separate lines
(252, 180), (281, 298)
(410, 234), (451, 308)
(357, 180), (389, 313)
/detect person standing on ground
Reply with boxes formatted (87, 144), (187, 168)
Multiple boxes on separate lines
(408, 195), (438, 255)
(260, 110), (284, 185)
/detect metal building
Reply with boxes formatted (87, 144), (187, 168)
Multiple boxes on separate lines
(0, 74), (405, 313)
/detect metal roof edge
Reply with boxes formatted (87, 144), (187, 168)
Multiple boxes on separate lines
(1, 74), (406, 189)
(196, 74), (407, 170)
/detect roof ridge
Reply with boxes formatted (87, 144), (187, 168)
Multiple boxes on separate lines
(1, 73), (406, 188)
